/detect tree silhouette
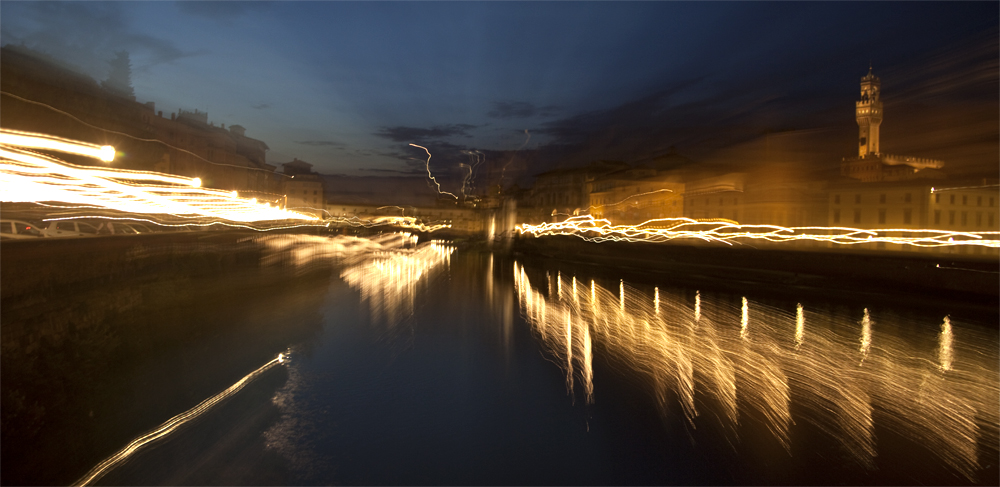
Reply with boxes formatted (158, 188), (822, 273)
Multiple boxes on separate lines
(101, 51), (134, 99)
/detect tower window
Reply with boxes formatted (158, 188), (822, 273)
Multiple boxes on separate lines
(879, 194), (886, 204)
(855, 194), (861, 204)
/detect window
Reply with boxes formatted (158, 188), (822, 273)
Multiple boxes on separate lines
(834, 194), (840, 204)
(903, 209), (912, 225)
(732, 210), (738, 221)
(933, 210), (941, 225)
(878, 209), (886, 224)
(833, 210), (840, 224)
(935, 193), (940, 204)
(904, 193), (911, 203)
(853, 210), (861, 223)
(879, 194), (886, 204)
(962, 196), (968, 205)
(990, 197), (995, 207)
(949, 211), (955, 225)
(961, 211), (968, 226)
(855, 194), (861, 204)
(977, 196), (982, 206)
(990, 213), (995, 227)
(950, 195), (955, 204)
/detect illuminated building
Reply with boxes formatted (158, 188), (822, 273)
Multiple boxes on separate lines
(280, 159), (325, 217)
(529, 160), (629, 222)
(840, 67), (944, 182)
(588, 166), (685, 224)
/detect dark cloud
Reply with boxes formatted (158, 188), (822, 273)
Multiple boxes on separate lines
(487, 101), (560, 119)
(252, 103), (270, 110)
(374, 124), (477, 143)
(295, 140), (346, 148)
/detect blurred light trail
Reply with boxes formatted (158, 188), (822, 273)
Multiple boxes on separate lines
(500, 130), (530, 187)
(0, 128), (115, 162)
(517, 215), (1000, 249)
(512, 264), (999, 480)
(0, 130), (319, 226)
(409, 143), (457, 200)
(73, 354), (287, 486)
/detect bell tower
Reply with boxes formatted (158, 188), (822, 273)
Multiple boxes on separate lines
(856, 65), (882, 157)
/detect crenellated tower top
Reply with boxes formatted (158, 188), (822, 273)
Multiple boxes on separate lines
(856, 66), (882, 157)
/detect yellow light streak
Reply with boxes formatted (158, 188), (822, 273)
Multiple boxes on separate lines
(0, 128), (115, 162)
(1, 130), (319, 226)
(517, 215), (999, 249)
(73, 354), (287, 486)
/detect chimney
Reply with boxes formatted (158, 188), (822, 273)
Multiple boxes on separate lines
(171, 113), (176, 121)
(158, 111), (163, 117)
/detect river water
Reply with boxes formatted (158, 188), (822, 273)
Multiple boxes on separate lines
(3, 234), (998, 485)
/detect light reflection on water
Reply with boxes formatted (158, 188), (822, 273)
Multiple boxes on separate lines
(513, 260), (999, 480)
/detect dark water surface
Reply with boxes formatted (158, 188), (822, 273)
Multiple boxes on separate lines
(3, 235), (998, 485)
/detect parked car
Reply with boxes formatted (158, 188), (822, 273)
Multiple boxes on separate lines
(0, 219), (46, 240)
(40, 220), (100, 237)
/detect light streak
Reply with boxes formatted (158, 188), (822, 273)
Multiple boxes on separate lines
(73, 354), (286, 486)
(859, 308), (872, 365)
(0, 128), (115, 162)
(740, 297), (749, 339)
(795, 303), (805, 349)
(500, 130), (530, 186)
(1, 130), (319, 226)
(939, 316), (953, 372)
(409, 143), (457, 199)
(512, 267), (999, 480)
(517, 215), (1000, 249)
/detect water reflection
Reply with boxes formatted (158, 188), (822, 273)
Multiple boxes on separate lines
(341, 240), (455, 330)
(513, 261), (999, 480)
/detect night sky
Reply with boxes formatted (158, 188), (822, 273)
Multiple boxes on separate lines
(2, 1), (997, 184)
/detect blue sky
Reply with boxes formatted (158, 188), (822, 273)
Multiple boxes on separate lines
(2, 1), (997, 180)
